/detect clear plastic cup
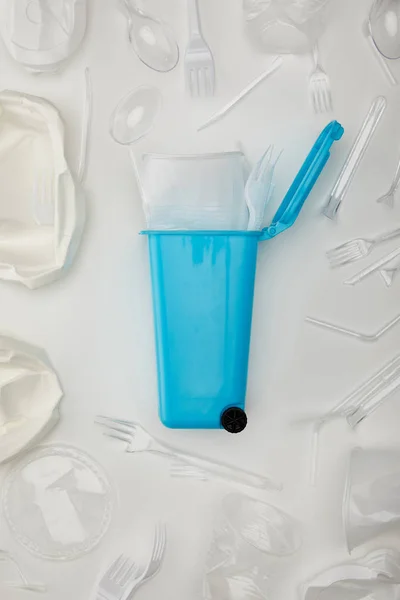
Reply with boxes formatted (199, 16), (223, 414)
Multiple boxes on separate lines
(243, 0), (332, 54)
(137, 152), (249, 230)
(344, 448), (400, 552)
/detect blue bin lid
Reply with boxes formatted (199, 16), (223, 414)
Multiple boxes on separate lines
(260, 120), (344, 240)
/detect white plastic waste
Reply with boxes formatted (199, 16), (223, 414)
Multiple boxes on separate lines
(0, 550), (47, 593)
(0, 91), (84, 289)
(204, 493), (301, 600)
(223, 494), (302, 556)
(243, 0), (332, 55)
(110, 86), (162, 145)
(303, 549), (400, 600)
(0, 0), (87, 73)
(3, 444), (113, 560)
(344, 448), (400, 552)
(0, 335), (63, 464)
(136, 152), (249, 230)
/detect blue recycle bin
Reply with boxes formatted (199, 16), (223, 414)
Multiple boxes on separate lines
(143, 122), (344, 432)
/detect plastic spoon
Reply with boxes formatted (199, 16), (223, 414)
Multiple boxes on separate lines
(122, 0), (179, 72)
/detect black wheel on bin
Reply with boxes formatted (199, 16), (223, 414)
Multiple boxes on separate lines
(221, 407), (247, 433)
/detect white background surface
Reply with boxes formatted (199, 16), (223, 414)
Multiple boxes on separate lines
(1, 0), (400, 598)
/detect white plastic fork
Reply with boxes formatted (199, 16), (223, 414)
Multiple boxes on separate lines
(95, 417), (280, 490)
(185, 0), (215, 97)
(326, 227), (400, 267)
(246, 146), (281, 231)
(309, 43), (332, 114)
(128, 522), (166, 597)
(33, 170), (55, 226)
(96, 554), (140, 600)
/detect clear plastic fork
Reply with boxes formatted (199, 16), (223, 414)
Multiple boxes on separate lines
(246, 146), (281, 231)
(96, 554), (140, 600)
(309, 43), (332, 114)
(128, 522), (166, 597)
(326, 227), (400, 267)
(184, 0), (215, 96)
(95, 416), (280, 491)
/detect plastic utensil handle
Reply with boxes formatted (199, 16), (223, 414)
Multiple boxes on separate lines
(198, 56), (283, 131)
(312, 43), (320, 68)
(388, 155), (400, 194)
(375, 226), (400, 244)
(344, 245), (400, 285)
(123, 0), (143, 18)
(349, 370), (400, 427)
(188, 0), (201, 36)
(154, 439), (280, 490)
(174, 451), (280, 490)
(365, 21), (398, 85)
(322, 96), (387, 219)
(330, 355), (400, 417)
(8, 583), (47, 593)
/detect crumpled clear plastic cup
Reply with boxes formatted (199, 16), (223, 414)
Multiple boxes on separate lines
(204, 493), (302, 600)
(303, 549), (400, 600)
(344, 448), (400, 552)
(223, 493), (302, 557)
(0, 0), (87, 73)
(243, 0), (332, 54)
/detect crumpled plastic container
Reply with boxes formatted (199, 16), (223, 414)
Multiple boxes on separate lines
(0, 90), (84, 289)
(303, 549), (400, 600)
(0, 0), (87, 73)
(204, 493), (302, 600)
(344, 448), (400, 552)
(0, 335), (63, 464)
(243, 0), (332, 54)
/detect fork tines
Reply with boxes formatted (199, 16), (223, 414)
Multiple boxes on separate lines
(326, 241), (365, 267)
(310, 75), (332, 114)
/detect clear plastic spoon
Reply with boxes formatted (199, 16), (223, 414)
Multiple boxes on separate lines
(110, 86), (162, 145)
(122, 0), (179, 72)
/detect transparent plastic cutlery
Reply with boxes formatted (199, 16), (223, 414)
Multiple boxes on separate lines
(377, 151), (400, 208)
(306, 313), (400, 341)
(335, 353), (400, 427)
(365, 19), (398, 85)
(246, 146), (281, 230)
(310, 353), (400, 483)
(326, 227), (400, 267)
(95, 417), (280, 491)
(198, 56), (283, 131)
(380, 264), (400, 286)
(185, 0), (215, 97)
(322, 96), (387, 220)
(344, 245), (400, 285)
(122, 0), (179, 72)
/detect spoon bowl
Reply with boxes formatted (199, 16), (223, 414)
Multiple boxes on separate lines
(369, 0), (400, 59)
(123, 0), (179, 72)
